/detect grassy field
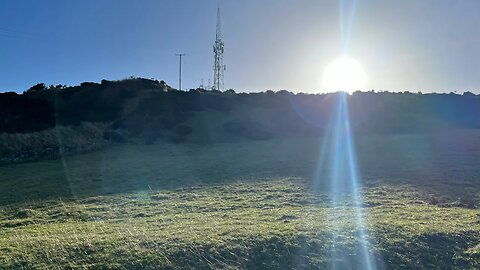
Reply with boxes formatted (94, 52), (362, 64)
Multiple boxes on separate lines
(1, 130), (480, 269)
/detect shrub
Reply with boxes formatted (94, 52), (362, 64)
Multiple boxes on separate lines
(0, 122), (108, 164)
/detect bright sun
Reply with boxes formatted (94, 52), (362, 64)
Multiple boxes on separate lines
(322, 56), (367, 93)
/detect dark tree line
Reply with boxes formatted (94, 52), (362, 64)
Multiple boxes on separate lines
(0, 78), (479, 137)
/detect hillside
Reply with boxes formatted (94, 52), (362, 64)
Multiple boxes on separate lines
(1, 78), (479, 165)
(2, 79), (480, 269)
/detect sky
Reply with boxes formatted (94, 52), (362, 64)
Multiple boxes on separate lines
(0, 0), (479, 93)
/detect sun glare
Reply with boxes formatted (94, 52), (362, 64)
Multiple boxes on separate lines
(322, 56), (367, 93)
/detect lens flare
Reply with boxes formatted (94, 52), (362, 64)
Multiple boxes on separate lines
(311, 93), (379, 269)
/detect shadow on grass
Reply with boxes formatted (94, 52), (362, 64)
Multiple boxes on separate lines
(7, 233), (474, 269)
(379, 232), (480, 270)
(0, 141), (310, 206)
(1, 130), (480, 207)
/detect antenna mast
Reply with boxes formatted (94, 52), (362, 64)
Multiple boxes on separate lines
(213, 7), (225, 91)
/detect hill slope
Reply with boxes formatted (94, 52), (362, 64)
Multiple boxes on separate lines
(1, 78), (479, 165)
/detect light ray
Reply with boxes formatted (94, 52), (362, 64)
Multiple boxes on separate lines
(339, 0), (359, 54)
(311, 92), (380, 269)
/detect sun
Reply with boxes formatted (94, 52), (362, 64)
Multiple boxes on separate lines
(322, 56), (367, 93)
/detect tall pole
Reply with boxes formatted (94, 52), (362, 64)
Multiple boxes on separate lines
(175, 53), (185, 90)
(213, 7), (225, 91)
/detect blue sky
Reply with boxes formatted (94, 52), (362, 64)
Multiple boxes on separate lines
(0, 0), (479, 93)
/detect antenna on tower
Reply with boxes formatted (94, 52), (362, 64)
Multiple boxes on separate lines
(213, 6), (225, 91)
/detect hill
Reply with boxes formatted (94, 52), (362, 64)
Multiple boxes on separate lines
(1, 79), (480, 269)
(1, 78), (479, 165)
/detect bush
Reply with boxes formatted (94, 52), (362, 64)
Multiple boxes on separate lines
(0, 122), (108, 164)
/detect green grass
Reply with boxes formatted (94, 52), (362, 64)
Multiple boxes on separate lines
(1, 179), (479, 269)
(1, 131), (480, 269)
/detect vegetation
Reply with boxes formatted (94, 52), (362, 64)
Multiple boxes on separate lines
(0, 123), (109, 165)
(1, 77), (479, 137)
(1, 77), (479, 165)
(0, 132), (480, 268)
(1, 179), (479, 269)
(1, 79), (480, 268)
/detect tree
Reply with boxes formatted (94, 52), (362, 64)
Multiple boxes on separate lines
(26, 83), (46, 92)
